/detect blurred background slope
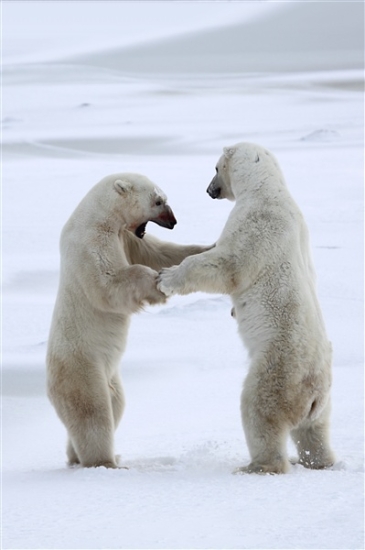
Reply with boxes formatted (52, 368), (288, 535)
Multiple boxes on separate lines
(65, 2), (364, 73)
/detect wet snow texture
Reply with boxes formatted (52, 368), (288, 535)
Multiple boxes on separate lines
(2, 2), (364, 549)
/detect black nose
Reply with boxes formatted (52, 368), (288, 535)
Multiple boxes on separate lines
(165, 219), (176, 230)
(207, 185), (221, 199)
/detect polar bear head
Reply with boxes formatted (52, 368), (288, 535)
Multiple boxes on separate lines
(207, 142), (280, 201)
(111, 173), (177, 239)
(83, 173), (176, 239)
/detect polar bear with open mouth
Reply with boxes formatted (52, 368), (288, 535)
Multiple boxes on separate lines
(47, 172), (211, 468)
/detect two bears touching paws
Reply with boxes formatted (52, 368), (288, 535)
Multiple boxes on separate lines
(46, 142), (335, 474)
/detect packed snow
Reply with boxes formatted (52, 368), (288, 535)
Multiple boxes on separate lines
(2, 2), (364, 549)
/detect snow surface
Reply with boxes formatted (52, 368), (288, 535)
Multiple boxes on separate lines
(1, 2), (364, 549)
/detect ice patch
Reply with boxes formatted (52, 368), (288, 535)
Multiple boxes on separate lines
(300, 129), (341, 142)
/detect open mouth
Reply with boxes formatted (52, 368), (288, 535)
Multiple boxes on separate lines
(135, 222), (147, 239)
(134, 209), (177, 238)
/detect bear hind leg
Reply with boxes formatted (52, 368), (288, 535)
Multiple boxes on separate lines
(70, 408), (117, 469)
(236, 385), (291, 475)
(235, 425), (291, 475)
(55, 378), (118, 469)
(290, 400), (335, 469)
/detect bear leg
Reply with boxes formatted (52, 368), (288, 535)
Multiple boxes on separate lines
(290, 400), (335, 469)
(54, 375), (118, 468)
(236, 423), (291, 475)
(70, 397), (117, 468)
(237, 382), (291, 475)
(69, 411), (117, 469)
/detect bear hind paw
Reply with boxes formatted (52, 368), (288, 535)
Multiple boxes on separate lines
(233, 459), (290, 475)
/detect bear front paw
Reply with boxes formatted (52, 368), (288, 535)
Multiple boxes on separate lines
(157, 268), (179, 297)
(142, 272), (169, 305)
(156, 279), (175, 297)
(146, 287), (168, 306)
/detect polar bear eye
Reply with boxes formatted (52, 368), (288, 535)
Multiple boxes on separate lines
(215, 167), (218, 173)
(155, 200), (162, 206)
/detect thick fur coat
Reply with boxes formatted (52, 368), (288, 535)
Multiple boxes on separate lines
(158, 143), (335, 474)
(47, 173), (211, 468)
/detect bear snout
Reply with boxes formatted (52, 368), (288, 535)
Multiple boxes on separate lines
(207, 182), (221, 199)
(151, 205), (177, 230)
(207, 186), (221, 199)
(207, 174), (222, 199)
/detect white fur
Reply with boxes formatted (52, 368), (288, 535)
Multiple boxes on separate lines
(47, 172), (211, 468)
(158, 143), (335, 474)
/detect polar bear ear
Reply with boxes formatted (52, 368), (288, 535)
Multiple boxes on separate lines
(223, 147), (236, 159)
(113, 179), (133, 195)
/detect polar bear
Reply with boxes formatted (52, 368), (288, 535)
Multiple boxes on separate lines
(158, 143), (335, 474)
(47, 173), (211, 468)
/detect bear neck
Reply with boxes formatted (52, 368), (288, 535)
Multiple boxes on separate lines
(231, 165), (286, 201)
(88, 185), (129, 233)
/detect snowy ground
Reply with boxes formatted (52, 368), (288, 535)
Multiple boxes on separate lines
(1, 2), (364, 549)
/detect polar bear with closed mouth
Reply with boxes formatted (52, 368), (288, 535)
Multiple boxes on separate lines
(158, 143), (335, 474)
(47, 172), (211, 468)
